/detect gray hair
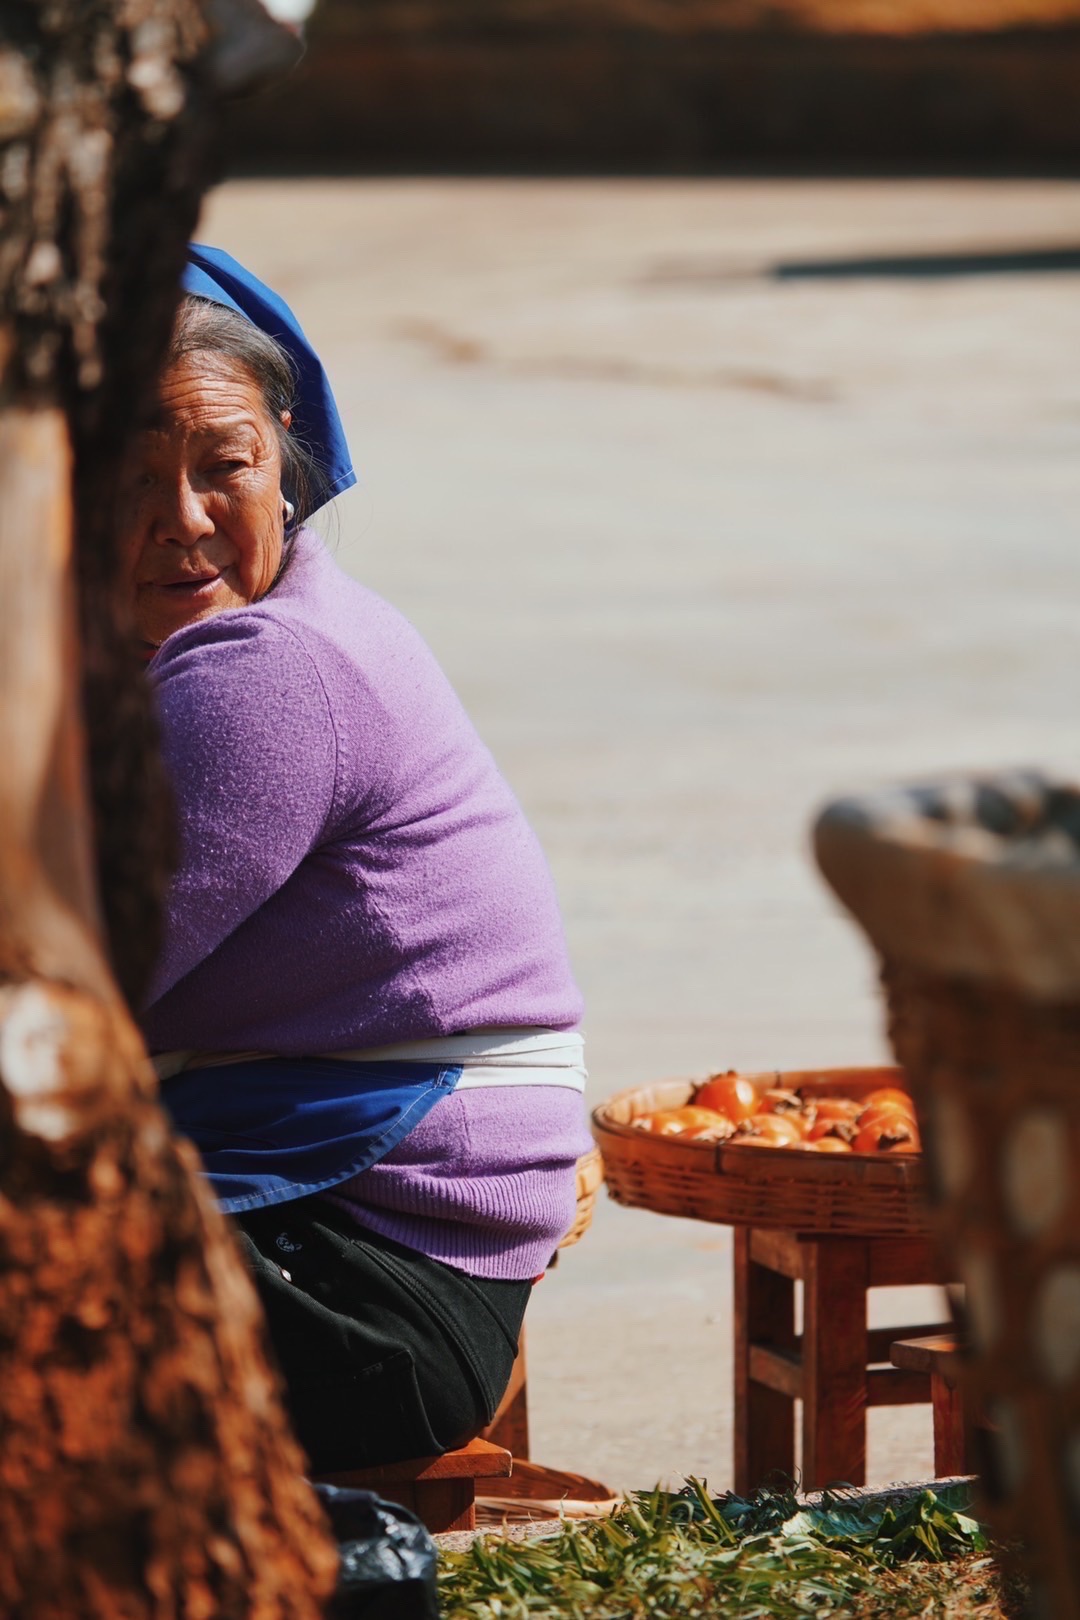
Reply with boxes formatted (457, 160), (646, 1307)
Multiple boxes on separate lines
(167, 295), (325, 530)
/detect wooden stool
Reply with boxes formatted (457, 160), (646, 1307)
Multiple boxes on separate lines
(315, 1436), (512, 1534)
(479, 1326), (617, 1515)
(313, 1149), (605, 1533)
(735, 1226), (951, 1492)
(484, 1328), (530, 1459)
(890, 1333), (975, 1478)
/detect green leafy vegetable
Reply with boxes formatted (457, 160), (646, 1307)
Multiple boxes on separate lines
(439, 1479), (1010, 1620)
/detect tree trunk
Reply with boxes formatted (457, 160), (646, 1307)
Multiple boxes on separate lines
(0, 4), (338, 1614)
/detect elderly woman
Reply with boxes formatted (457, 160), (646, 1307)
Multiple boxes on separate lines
(121, 246), (591, 1474)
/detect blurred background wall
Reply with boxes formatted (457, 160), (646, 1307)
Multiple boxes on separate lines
(234, 0), (1080, 173)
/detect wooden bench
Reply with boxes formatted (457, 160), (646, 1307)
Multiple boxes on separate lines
(316, 1436), (512, 1534)
(735, 1227), (953, 1492)
(889, 1332), (974, 1478)
(313, 1151), (605, 1534)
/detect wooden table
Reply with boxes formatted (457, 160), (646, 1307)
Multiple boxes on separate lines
(735, 1227), (952, 1492)
(890, 1333), (974, 1478)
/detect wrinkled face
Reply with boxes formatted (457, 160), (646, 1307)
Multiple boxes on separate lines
(118, 352), (291, 647)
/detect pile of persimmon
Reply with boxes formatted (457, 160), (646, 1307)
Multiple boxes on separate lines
(631, 1074), (920, 1155)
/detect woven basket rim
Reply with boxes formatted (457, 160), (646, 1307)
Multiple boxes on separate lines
(592, 1068), (924, 1187)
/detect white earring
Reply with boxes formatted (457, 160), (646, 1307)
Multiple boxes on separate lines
(283, 499), (295, 525)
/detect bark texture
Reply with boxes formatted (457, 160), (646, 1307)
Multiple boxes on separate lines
(0, 4), (339, 1614)
(0, 984), (338, 1619)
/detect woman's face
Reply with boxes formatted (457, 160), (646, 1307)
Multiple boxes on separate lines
(118, 351), (291, 647)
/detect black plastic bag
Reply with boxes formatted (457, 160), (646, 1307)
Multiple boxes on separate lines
(313, 1483), (440, 1620)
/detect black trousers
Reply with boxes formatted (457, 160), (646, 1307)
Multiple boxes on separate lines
(233, 1199), (531, 1473)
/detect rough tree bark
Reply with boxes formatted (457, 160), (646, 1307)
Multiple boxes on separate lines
(0, 4), (338, 1615)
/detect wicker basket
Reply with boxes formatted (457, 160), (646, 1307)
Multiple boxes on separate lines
(558, 1146), (604, 1251)
(816, 772), (1080, 1620)
(593, 1067), (930, 1236)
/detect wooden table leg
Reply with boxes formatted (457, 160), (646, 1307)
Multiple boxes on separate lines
(932, 1373), (968, 1477)
(802, 1238), (870, 1489)
(734, 1226), (797, 1494)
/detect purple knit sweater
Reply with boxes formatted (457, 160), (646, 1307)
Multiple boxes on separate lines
(142, 531), (590, 1278)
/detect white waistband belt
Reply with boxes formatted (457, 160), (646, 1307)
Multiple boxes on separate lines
(154, 1028), (586, 1092)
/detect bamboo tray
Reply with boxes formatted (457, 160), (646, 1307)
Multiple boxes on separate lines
(593, 1067), (930, 1236)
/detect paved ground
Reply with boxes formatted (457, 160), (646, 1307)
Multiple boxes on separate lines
(203, 177), (1080, 1492)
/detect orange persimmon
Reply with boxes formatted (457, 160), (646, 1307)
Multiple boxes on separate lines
(862, 1087), (916, 1114)
(856, 1104), (916, 1135)
(740, 1114), (805, 1147)
(812, 1097), (861, 1124)
(695, 1074), (760, 1125)
(648, 1106), (732, 1137)
(807, 1117), (856, 1143)
(853, 1116), (918, 1154)
(759, 1088), (802, 1116)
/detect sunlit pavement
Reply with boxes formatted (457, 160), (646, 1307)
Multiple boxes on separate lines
(203, 178), (1080, 1491)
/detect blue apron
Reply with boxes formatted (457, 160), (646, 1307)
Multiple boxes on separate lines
(161, 1055), (463, 1214)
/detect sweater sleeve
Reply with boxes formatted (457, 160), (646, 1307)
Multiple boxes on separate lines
(146, 612), (338, 1004)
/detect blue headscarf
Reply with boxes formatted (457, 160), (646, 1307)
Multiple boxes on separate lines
(181, 244), (356, 515)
